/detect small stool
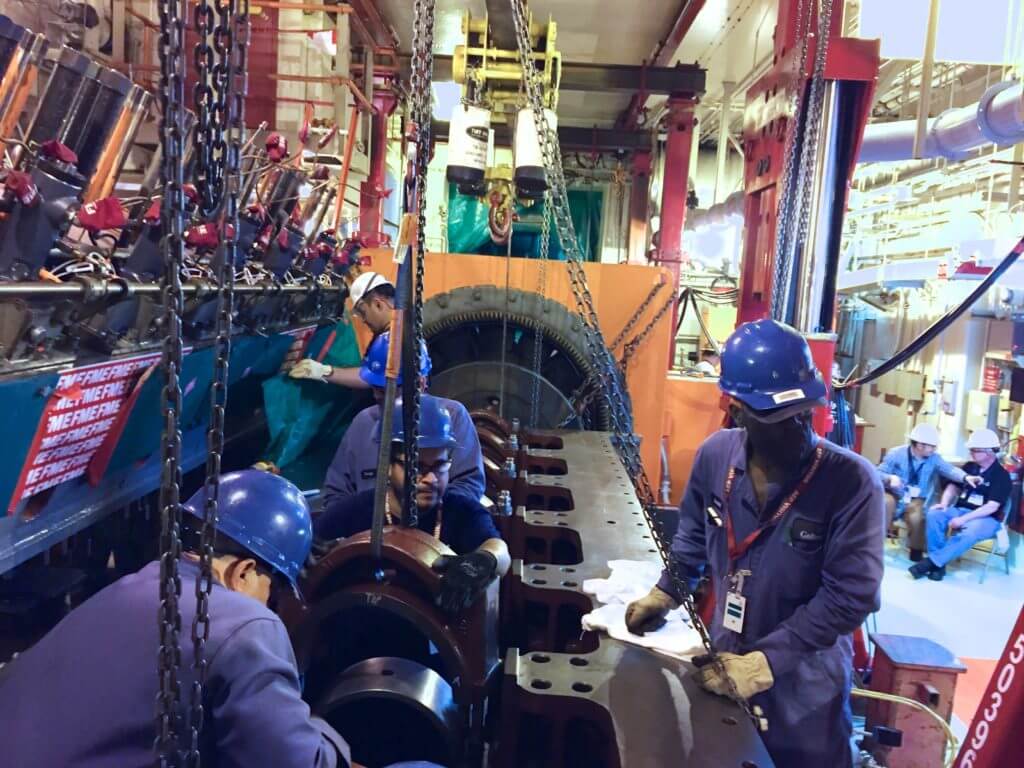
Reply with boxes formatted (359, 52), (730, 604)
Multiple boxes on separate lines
(866, 634), (965, 768)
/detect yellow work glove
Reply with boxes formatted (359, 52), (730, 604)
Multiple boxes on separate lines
(289, 359), (332, 382)
(696, 651), (774, 700)
(251, 461), (280, 475)
(624, 586), (678, 635)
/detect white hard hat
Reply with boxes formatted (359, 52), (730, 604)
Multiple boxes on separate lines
(966, 428), (1001, 451)
(349, 271), (393, 306)
(909, 423), (940, 446)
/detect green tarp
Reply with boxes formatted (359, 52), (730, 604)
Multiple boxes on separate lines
(446, 184), (603, 261)
(261, 319), (370, 489)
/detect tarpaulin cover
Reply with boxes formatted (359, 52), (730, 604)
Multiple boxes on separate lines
(446, 184), (603, 261)
(0, 372), (61, 511)
(262, 320), (370, 485)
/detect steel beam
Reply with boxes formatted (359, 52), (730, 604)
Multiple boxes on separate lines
(617, 0), (707, 128)
(405, 56), (704, 95)
(431, 121), (653, 153)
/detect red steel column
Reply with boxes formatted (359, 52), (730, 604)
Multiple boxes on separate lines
(358, 91), (398, 247)
(656, 97), (696, 360)
(626, 151), (651, 264)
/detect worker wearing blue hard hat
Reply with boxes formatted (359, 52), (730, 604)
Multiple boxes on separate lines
(321, 331), (485, 508)
(625, 318), (884, 768)
(315, 394), (510, 613)
(0, 470), (358, 767)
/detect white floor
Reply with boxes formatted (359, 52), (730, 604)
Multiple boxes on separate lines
(869, 538), (1024, 739)
(874, 540), (1023, 660)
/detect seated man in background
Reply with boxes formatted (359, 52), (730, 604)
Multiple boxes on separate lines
(289, 271), (395, 387)
(877, 423), (980, 561)
(910, 428), (1010, 582)
(694, 348), (720, 376)
(315, 395), (509, 613)
(320, 332), (485, 508)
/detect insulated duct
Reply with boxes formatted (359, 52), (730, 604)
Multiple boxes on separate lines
(859, 80), (1024, 163)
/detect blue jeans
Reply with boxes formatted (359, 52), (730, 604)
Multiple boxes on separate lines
(926, 506), (1001, 567)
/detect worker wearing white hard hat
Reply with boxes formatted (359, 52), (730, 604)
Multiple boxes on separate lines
(288, 271), (395, 387)
(876, 423), (981, 561)
(911, 428), (1010, 581)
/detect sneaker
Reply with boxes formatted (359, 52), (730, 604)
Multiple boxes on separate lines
(927, 566), (946, 581)
(909, 549), (923, 562)
(908, 560), (935, 579)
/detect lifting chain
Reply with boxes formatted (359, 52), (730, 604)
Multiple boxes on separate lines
(185, 0), (247, 765)
(619, 290), (677, 373)
(608, 278), (666, 352)
(192, 0), (215, 216)
(770, 0), (834, 323)
(155, 0), (188, 762)
(529, 193), (551, 427)
(507, 0), (755, 725)
(403, 0), (436, 527)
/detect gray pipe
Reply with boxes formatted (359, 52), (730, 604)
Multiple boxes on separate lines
(859, 80), (1024, 163)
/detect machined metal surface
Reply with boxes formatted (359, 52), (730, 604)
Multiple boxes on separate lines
(499, 430), (774, 768)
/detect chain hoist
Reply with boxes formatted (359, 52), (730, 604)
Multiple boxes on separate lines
(155, 0), (188, 762)
(403, 0), (436, 527)
(506, 0), (755, 725)
(529, 193), (551, 427)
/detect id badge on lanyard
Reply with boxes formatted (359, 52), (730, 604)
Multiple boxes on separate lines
(720, 444), (825, 634)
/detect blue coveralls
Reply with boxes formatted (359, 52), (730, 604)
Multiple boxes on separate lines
(657, 428), (884, 768)
(322, 397), (486, 507)
(0, 559), (351, 767)
(876, 444), (966, 514)
(315, 488), (500, 554)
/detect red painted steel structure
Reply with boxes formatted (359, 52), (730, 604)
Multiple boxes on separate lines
(737, 1), (879, 326)
(358, 90), (398, 247)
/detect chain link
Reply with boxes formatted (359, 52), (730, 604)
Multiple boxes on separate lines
(529, 193), (551, 427)
(619, 290), (676, 373)
(155, 0), (187, 762)
(192, 0), (215, 217)
(506, 0), (754, 723)
(609, 279), (665, 352)
(770, 0), (833, 323)
(404, 0), (436, 528)
(183, 0), (248, 765)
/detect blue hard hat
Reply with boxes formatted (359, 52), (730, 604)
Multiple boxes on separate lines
(718, 319), (827, 421)
(359, 331), (432, 388)
(384, 394), (457, 450)
(183, 470), (313, 587)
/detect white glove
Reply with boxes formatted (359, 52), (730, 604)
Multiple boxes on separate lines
(289, 359), (332, 382)
(696, 651), (774, 700)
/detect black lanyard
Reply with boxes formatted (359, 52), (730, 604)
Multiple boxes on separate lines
(907, 446), (922, 486)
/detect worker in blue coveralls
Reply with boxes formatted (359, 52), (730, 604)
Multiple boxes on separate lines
(909, 427), (1011, 582)
(319, 331), (485, 507)
(624, 319), (884, 768)
(0, 471), (352, 766)
(315, 394), (510, 613)
(877, 423), (981, 561)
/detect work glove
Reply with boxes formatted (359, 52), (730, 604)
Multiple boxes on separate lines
(251, 460), (280, 474)
(693, 651), (774, 700)
(289, 359), (332, 382)
(625, 586), (678, 635)
(432, 549), (499, 614)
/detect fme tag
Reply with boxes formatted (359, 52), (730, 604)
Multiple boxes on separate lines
(968, 493), (984, 506)
(770, 388), (806, 405)
(723, 592), (746, 633)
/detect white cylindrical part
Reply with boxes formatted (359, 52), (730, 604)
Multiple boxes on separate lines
(514, 107), (557, 197)
(446, 102), (491, 189)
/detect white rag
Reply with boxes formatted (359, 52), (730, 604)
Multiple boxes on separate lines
(581, 559), (705, 660)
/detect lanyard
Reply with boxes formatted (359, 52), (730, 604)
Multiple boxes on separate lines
(722, 443), (825, 567)
(906, 446), (922, 486)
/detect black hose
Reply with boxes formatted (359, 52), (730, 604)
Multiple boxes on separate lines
(837, 235), (1024, 390)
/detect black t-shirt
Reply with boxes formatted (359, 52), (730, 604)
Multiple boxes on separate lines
(957, 460), (1012, 520)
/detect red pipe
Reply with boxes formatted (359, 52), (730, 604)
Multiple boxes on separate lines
(358, 91), (398, 247)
